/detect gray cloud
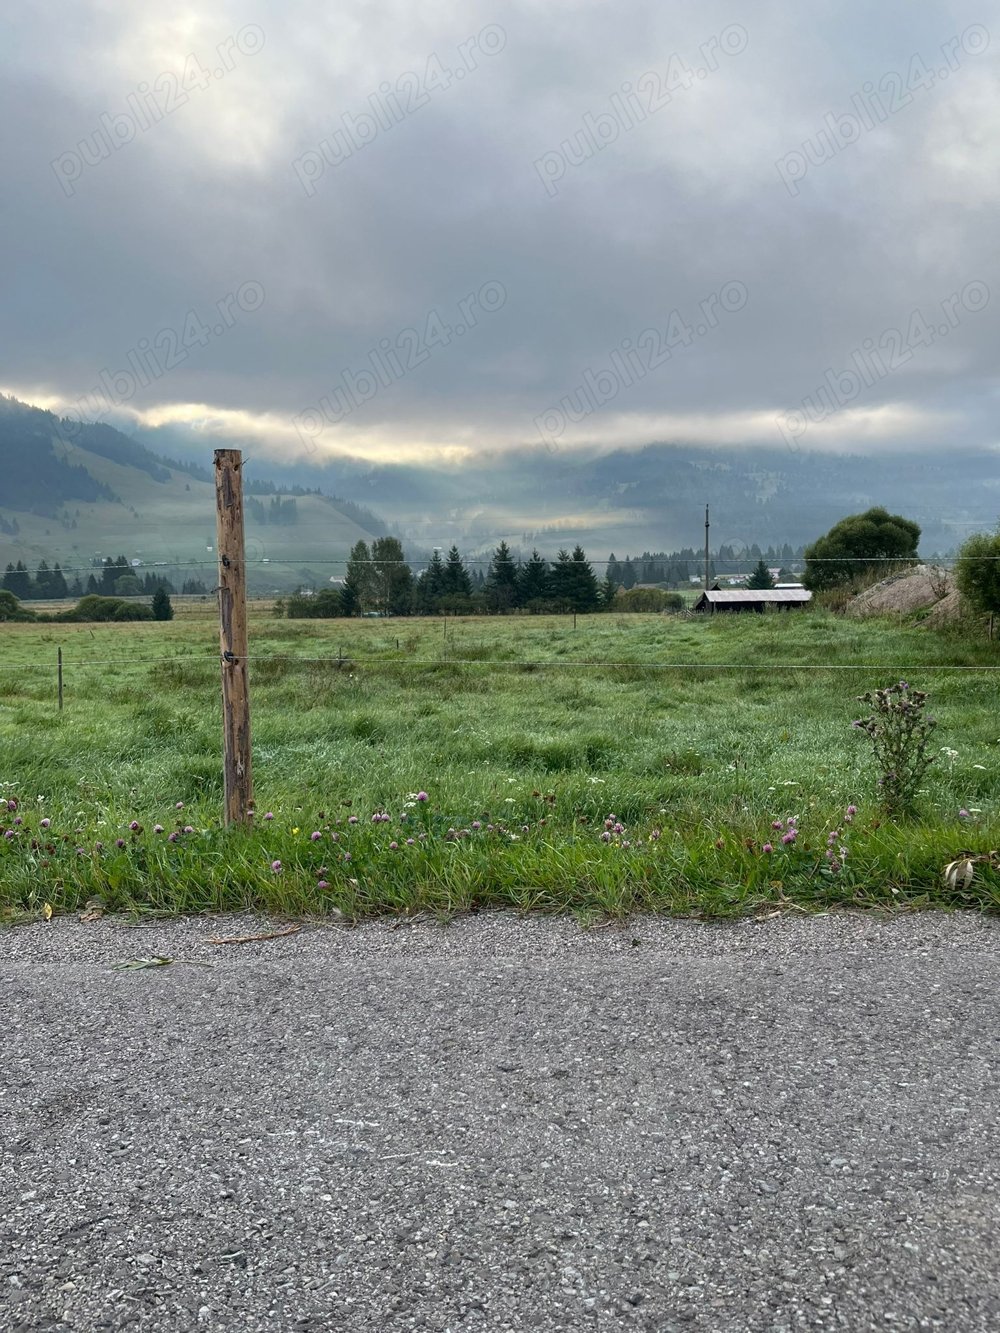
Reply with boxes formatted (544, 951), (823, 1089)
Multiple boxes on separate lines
(2, 0), (999, 467)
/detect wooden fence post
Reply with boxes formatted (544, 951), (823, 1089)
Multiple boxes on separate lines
(214, 449), (254, 825)
(57, 647), (63, 712)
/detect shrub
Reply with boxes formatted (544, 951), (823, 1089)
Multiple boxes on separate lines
(112, 601), (152, 621)
(286, 588), (344, 619)
(618, 588), (683, 612)
(954, 529), (1000, 617)
(0, 590), (35, 622)
(61, 595), (151, 622)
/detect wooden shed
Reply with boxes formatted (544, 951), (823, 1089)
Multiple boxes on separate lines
(693, 588), (813, 614)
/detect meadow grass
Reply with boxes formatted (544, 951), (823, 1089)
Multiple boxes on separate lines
(2, 609), (999, 922)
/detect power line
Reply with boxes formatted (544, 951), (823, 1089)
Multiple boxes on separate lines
(2, 554), (987, 578)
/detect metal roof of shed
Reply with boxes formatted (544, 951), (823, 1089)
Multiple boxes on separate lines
(698, 589), (812, 603)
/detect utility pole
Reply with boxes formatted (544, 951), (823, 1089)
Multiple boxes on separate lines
(214, 449), (254, 825)
(704, 504), (711, 590)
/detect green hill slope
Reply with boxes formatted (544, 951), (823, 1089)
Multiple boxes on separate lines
(0, 397), (390, 593)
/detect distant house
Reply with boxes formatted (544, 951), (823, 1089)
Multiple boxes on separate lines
(693, 588), (812, 614)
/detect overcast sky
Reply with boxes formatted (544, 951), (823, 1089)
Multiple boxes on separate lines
(3, 0), (999, 468)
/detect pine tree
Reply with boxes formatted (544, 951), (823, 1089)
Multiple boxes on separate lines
(441, 546), (472, 598)
(599, 574), (619, 609)
(415, 549), (446, 613)
(621, 558), (636, 590)
(606, 553), (622, 586)
(517, 550), (549, 608)
(35, 560), (54, 599)
(747, 559), (775, 590)
(2, 561), (31, 599)
(569, 546), (600, 611)
(548, 549), (574, 610)
(100, 557), (126, 594)
(152, 587), (174, 620)
(50, 563), (69, 598)
(485, 540), (518, 612)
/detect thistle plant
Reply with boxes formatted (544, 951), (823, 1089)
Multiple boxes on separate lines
(852, 681), (936, 816)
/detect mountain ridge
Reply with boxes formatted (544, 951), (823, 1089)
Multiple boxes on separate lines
(0, 397), (394, 593)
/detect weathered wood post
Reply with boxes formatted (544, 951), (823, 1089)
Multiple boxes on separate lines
(214, 449), (253, 825)
(57, 647), (63, 712)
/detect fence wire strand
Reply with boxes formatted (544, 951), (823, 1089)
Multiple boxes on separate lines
(6, 653), (1000, 674)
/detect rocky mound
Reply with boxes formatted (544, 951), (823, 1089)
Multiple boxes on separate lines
(846, 565), (960, 620)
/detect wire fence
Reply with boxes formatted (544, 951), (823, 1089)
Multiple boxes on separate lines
(7, 645), (1000, 687)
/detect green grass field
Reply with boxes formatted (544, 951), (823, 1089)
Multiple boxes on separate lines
(2, 610), (999, 921)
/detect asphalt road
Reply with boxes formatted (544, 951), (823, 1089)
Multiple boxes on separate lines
(2, 910), (999, 1332)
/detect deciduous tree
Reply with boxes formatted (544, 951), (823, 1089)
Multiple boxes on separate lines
(803, 508), (920, 591)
